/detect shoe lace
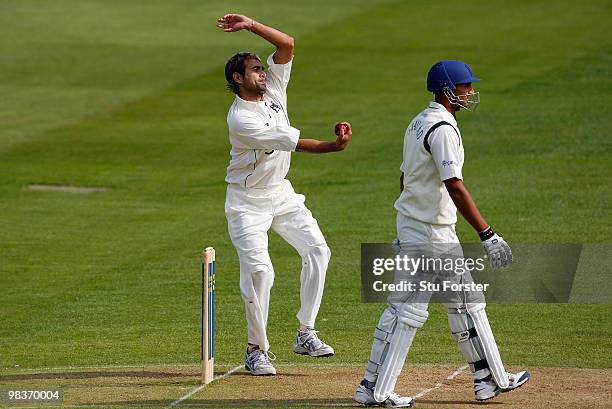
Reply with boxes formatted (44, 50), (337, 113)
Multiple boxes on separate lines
(250, 348), (276, 367)
(387, 391), (412, 404)
(299, 329), (325, 350)
(388, 392), (401, 400)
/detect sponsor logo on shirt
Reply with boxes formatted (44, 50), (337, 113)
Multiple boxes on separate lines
(442, 160), (456, 167)
(269, 101), (281, 113)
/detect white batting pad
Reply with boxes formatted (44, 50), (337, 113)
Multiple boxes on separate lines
(373, 305), (428, 402)
(373, 323), (417, 402)
(468, 306), (509, 388)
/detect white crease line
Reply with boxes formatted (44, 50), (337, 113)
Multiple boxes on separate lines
(447, 364), (469, 380)
(413, 364), (468, 399)
(2, 363), (200, 372)
(167, 364), (242, 408)
(413, 382), (443, 398)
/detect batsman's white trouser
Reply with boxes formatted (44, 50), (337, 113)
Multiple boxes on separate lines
(225, 180), (330, 352)
(399, 215), (508, 387)
(365, 215), (507, 400)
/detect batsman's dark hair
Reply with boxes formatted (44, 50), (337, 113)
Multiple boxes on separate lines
(225, 52), (261, 94)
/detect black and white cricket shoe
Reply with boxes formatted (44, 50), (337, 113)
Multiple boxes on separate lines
(354, 379), (415, 407)
(474, 374), (501, 401)
(502, 371), (531, 393)
(293, 328), (334, 357)
(245, 346), (276, 376)
(474, 371), (531, 401)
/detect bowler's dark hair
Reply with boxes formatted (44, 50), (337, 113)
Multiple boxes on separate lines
(225, 52), (261, 94)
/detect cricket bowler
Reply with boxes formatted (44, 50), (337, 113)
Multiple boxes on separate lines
(217, 13), (352, 376)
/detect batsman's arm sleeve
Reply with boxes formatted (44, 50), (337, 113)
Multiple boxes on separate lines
(229, 112), (300, 151)
(430, 128), (463, 181)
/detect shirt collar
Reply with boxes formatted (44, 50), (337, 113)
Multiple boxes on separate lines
(428, 101), (457, 125)
(234, 94), (267, 111)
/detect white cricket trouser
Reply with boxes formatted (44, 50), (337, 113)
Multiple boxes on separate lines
(225, 179), (331, 351)
(397, 215), (507, 388)
(392, 213), (485, 309)
(397, 212), (460, 245)
(364, 214), (486, 392)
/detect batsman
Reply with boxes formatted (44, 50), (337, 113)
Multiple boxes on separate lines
(355, 61), (530, 407)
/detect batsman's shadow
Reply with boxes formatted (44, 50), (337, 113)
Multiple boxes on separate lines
(418, 398), (504, 406)
(231, 372), (310, 378)
(107, 398), (358, 407)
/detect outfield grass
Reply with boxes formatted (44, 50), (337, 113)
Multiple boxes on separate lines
(1, 0), (611, 380)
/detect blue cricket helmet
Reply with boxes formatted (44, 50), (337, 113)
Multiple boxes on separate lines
(427, 60), (480, 93)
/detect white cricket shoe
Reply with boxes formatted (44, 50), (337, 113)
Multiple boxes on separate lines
(474, 374), (500, 401)
(503, 371), (531, 393)
(475, 371), (530, 401)
(245, 346), (276, 376)
(293, 329), (334, 357)
(355, 380), (414, 407)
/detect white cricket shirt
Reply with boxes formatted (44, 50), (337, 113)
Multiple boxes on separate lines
(394, 102), (465, 225)
(225, 54), (300, 188)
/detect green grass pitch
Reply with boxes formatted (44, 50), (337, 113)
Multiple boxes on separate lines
(1, 0), (611, 387)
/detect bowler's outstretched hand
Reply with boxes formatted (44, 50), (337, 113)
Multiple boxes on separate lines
(217, 14), (251, 32)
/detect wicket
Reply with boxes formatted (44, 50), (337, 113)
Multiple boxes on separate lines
(201, 247), (215, 384)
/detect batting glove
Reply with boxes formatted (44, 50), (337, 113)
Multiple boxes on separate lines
(479, 227), (512, 269)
